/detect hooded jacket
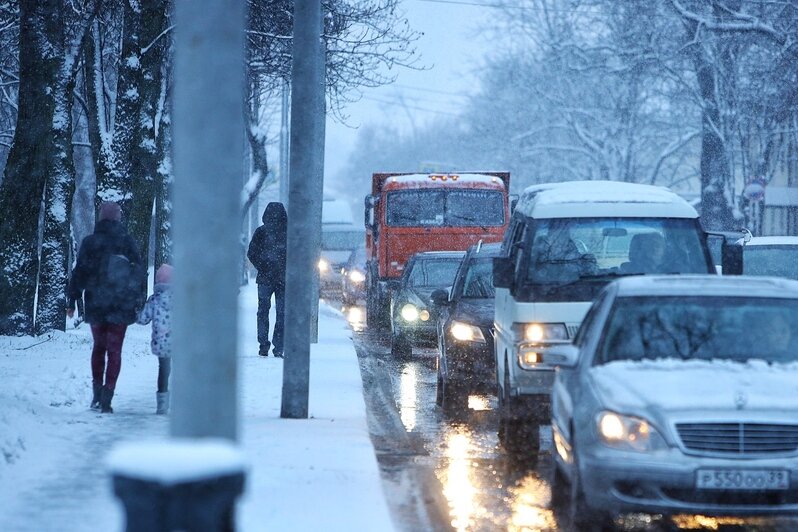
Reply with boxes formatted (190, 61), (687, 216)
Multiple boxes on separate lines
(137, 282), (173, 358)
(247, 202), (287, 285)
(67, 219), (143, 325)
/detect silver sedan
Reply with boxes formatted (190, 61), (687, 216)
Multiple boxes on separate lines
(546, 275), (798, 529)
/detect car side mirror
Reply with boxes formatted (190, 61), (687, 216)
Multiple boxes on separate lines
(721, 240), (743, 275)
(543, 344), (579, 368)
(430, 289), (449, 307)
(493, 256), (514, 289)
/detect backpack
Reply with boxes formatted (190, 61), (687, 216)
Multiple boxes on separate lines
(95, 253), (145, 308)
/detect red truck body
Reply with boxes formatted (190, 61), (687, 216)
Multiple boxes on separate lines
(364, 171), (511, 325)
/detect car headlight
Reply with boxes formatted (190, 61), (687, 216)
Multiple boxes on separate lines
(349, 270), (365, 283)
(596, 411), (667, 452)
(401, 303), (419, 322)
(318, 258), (330, 273)
(449, 321), (486, 343)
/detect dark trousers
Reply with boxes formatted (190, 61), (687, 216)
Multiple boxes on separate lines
(257, 281), (285, 353)
(158, 357), (171, 393)
(90, 323), (128, 391)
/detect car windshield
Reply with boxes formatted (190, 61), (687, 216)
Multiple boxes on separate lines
(322, 230), (363, 251)
(595, 296), (798, 366)
(386, 190), (505, 227)
(744, 245), (798, 279)
(461, 258), (495, 298)
(518, 217), (709, 302)
(407, 258), (462, 287)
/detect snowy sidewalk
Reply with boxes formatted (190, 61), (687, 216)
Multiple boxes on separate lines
(0, 281), (393, 531)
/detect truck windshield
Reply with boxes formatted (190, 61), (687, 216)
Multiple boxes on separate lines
(518, 217), (710, 302)
(386, 190), (505, 227)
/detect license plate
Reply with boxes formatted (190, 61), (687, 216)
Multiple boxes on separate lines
(696, 469), (790, 490)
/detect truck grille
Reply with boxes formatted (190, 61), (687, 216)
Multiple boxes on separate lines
(676, 423), (798, 454)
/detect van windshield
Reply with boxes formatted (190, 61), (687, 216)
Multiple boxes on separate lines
(386, 190), (505, 227)
(322, 230), (363, 251)
(518, 217), (710, 302)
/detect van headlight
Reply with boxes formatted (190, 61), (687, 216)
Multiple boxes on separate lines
(349, 270), (365, 283)
(449, 321), (486, 343)
(318, 258), (330, 273)
(512, 322), (568, 342)
(597, 411), (667, 452)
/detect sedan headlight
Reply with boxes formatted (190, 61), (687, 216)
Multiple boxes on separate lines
(596, 411), (667, 452)
(401, 303), (419, 322)
(349, 270), (365, 283)
(449, 321), (486, 343)
(512, 322), (568, 342)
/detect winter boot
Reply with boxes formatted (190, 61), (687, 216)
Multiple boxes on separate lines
(90, 382), (102, 410)
(100, 386), (114, 414)
(156, 392), (170, 415)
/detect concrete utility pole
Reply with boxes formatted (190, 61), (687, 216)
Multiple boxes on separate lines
(279, 79), (290, 207)
(281, 0), (325, 419)
(171, 0), (245, 439)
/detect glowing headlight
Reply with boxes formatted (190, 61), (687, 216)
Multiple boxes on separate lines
(449, 321), (486, 343)
(401, 303), (419, 322)
(517, 349), (542, 368)
(318, 258), (330, 273)
(519, 322), (568, 342)
(349, 270), (365, 283)
(596, 411), (667, 452)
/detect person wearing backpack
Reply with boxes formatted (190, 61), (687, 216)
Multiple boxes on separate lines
(67, 201), (144, 414)
(247, 202), (287, 358)
(137, 263), (174, 414)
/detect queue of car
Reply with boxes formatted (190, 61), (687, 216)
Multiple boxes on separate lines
(339, 177), (798, 525)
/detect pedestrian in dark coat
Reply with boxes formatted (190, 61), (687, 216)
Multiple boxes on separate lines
(137, 263), (174, 415)
(247, 202), (287, 357)
(67, 201), (143, 413)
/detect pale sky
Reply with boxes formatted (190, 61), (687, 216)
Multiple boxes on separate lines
(324, 0), (495, 185)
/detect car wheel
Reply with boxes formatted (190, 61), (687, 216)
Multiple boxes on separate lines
(567, 452), (616, 531)
(440, 376), (468, 416)
(391, 332), (412, 358)
(435, 361), (444, 407)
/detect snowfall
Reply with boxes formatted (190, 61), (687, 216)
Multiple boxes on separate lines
(0, 281), (394, 531)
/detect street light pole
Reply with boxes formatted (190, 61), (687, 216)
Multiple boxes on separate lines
(171, 0), (245, 439)
(281, 0), (324, 419)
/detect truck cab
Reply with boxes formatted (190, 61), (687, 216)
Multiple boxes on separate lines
(364, 172), (511, 328)
(491, 181), (740, 449)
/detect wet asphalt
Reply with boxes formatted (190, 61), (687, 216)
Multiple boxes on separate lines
(343, 305), (798, 532)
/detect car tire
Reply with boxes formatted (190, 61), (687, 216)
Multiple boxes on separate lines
(567, 452), (616, 531)
(391, 332), (412, 358)
(440, 376), (468, 416)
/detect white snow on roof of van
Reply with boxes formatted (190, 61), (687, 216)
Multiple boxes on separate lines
(389, 173), (506, 187)
(516, 181), (697, 219)
(322, 199), (355, 224)
(745, 236), (798, 247)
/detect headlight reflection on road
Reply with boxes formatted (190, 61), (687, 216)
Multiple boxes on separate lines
(507, 474), (556, 532)
(398, 364), (418, 431)
(343, 306), (365, 332)
(441, 429), (480, 531)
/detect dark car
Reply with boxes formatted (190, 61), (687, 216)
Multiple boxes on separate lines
(390, 251), (465, 358)
(431, 242), (500, 412)
(341, 245), (367, 306)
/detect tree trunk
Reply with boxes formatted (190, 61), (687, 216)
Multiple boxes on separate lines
(0, 0), (63, 335)
(693, 51), (735, 231)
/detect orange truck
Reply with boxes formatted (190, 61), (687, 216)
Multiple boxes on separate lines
(364, 171), (512, 327)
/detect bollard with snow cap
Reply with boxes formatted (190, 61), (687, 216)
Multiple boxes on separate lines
(107, 439), (246, 532)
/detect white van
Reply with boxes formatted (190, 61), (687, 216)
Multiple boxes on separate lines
(492, 181), (741, 448)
